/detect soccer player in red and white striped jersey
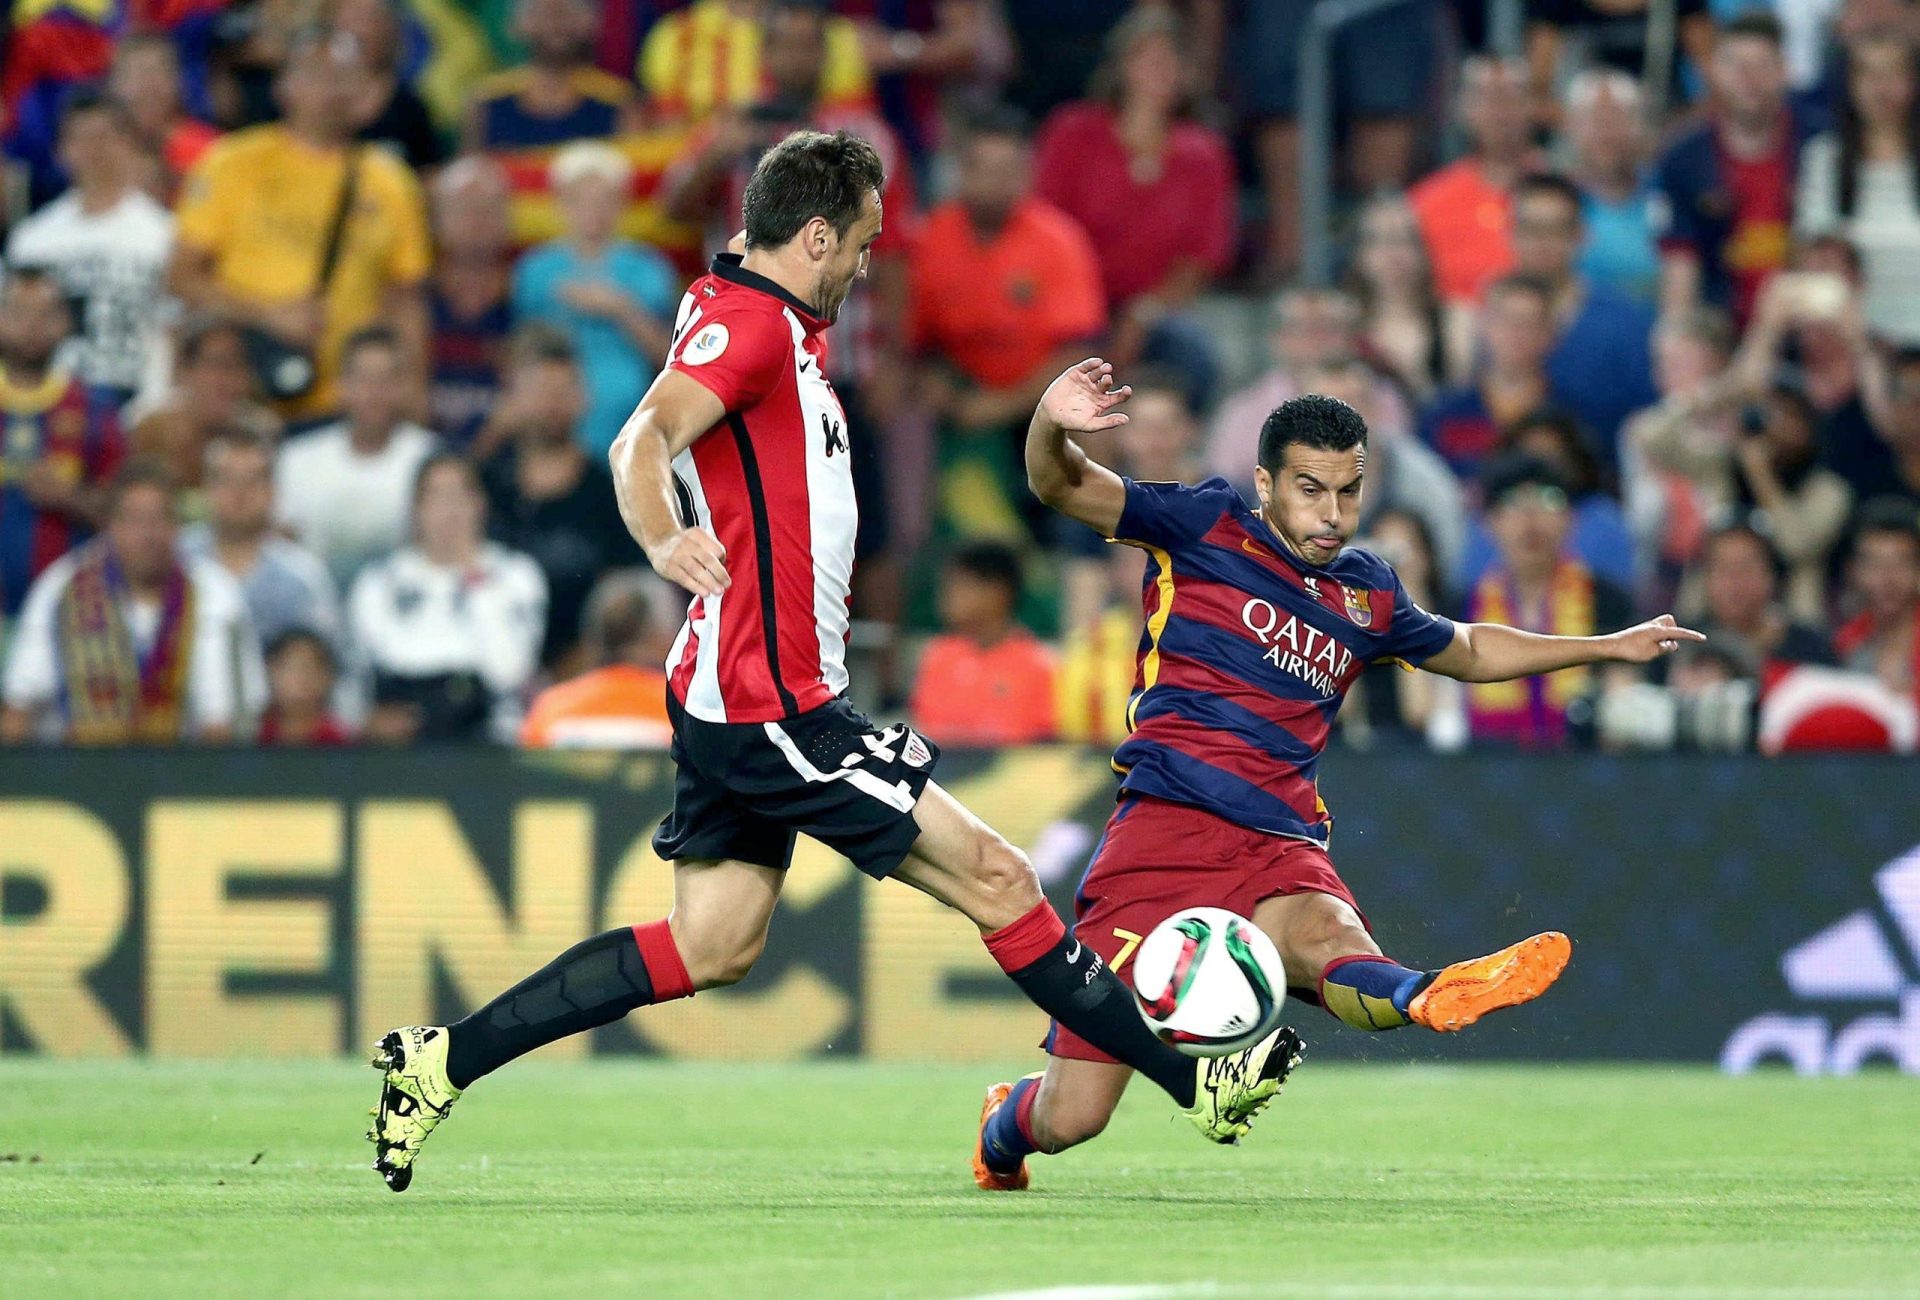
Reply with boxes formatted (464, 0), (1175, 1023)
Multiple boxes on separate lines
(366, 131), (1298, 1193)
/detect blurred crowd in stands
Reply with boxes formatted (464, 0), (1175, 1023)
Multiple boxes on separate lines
(0, 0), (1916, 755)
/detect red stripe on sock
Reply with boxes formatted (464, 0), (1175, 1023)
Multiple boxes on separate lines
(631, 920), (695, 1002)
(1013, 1078), (1041, 1148)
(1318, 953), (1397, 1013)
(982, 901), (1066, 974)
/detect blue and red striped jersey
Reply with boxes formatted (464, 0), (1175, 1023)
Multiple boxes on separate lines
(1109, 477), (1456, 845)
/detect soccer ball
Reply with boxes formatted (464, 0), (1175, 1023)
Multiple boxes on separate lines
(1131, 907), (1287, 1057)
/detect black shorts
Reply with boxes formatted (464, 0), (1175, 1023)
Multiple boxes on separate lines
(652, 694), (941, 879)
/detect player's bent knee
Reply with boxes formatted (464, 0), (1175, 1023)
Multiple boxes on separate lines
(669, 917), (767, 990)
(965, 840), (1043, 930)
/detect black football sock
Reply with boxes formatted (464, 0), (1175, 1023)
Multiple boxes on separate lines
(983, 902), (1197, 1107)
(444, 924), (690, 1089)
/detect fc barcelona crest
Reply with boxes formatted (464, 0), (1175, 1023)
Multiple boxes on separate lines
(1342, 587), (1374, 628)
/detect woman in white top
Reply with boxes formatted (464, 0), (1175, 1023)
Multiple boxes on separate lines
(1796, 32), (1920, 344)
(349, 452), (547, 743)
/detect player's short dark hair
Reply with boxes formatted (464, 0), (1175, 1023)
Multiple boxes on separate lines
(1851, 496), (1920, 554)
(1256, 394), (1368, 472)
(741, 130), (885, 251)
(1718, 11), (1784, 49)
(1512, 172), (1585, 218)
(265, 626), (338, 674)
(946, 540), (1023, 603)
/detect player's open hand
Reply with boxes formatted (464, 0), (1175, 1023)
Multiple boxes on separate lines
(1040, 358), (1132, 435)
(1607, 614), (1706, 663)
(649, 525), (731, 599)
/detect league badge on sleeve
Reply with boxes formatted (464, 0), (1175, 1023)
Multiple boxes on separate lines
(682, 323), (730, 365)
(1342, 587), (1374, 628)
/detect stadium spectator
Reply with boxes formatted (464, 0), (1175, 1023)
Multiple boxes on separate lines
(1032, 8), (1234, 400)
(274, 327), (439, 591)
(169, 26), (433, 421)
(1833, 498), (1920, 698)
(1736, 380), (1855, 620)
(1347, 195), (1473, 402)
(1299, 357), (1468, 581)
(1209, 288), (1414, 491)
(1457, 409), (1637, 592)
(909, 540), (1056, 746)
(999, 0), (1135, 123)
(426, 158), (516, 453)
(480, 328), (626, 674)
(1525, 0), (1714, 119)
(108, 31), (219, 197)
(512, 142), (676, 456)
(1408, 56), (1533, 306)
(911, 104), (1105, 534)
(1460, 454), (1635, 748)
(638, 0), (875, 126)
(519, 570), (676, 750)
(180, 427), (340, 651)
(1734, 236), (1874, 419)
(1794, 30), (1920, 344)
(5, 92), (174, 406)
(1831, 345), (1920, 508)
(839, 1), (1015, 160)
(1564, 70), (1661, 304)
(1654, 13), (1815, 325)
(1508, 172), (1658, 463)
(1420, 274), (1571, 487)
(465, 0), (637, 151)
(1347, 507), (1451, 748)
(1622, 306), (1747, 594)
(0, 460), (262, 745)
(0, 269), (123, 619)
(335, 0), (450, 172)
(349, 453), (546, 744)
(1240, 0), (1436, 282)
(1687, 524), (1837, 683)
(259, 628), (350, 746)
(127, 317), (282, 501)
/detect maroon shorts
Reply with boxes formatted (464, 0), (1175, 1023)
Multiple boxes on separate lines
(1045, 794), (1365, 1064)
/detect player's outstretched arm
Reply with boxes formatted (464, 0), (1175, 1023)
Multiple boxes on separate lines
(1025, 357), (1131, 537)
(609, 370), (733, 598)
(1422, 615), (1706, 684)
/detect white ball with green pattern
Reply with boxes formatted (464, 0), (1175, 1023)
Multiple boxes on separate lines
(1131, 907), (1288, 1058)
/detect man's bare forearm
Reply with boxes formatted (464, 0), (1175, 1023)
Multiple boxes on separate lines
(1023, 408), (1085, 506)
(609, 415), (684, 555)
(1434, 622), (1620, 683)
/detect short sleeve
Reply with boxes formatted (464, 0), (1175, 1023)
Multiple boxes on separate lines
(172, 147), (233, 252)
(666, 306), (791, 412)
(1113, 476), (1242, 551)
(1374, 572), (1456, 666)
(378, 159), (433, 285)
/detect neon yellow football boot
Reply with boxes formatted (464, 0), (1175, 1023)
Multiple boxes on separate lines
(366, 1025), (462, 1192)
(1182, 1024), (1307, 1143)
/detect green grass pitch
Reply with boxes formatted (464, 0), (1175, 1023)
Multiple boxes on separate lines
(3, 1059), (1916, 1299)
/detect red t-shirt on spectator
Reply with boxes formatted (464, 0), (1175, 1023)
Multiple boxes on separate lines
(1717, 135), (1793, 325)
(1031, 103), (1235, 307)
(1408, 158), (1514, 304)
(910, 630), (1058, 745)
(910, 196), (1106, 391)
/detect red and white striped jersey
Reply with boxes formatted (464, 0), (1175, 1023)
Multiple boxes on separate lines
(662, 255), (857, 723)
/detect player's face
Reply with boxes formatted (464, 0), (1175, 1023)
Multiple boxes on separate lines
(812, 189), (881, 323)
(1254, 445), (1365, 568)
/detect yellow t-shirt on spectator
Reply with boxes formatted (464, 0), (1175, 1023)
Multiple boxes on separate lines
(639, 0), (874, 123)
(174, 125), (432, 418)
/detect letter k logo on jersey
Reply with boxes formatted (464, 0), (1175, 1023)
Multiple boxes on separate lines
(821, 410), (847, 457)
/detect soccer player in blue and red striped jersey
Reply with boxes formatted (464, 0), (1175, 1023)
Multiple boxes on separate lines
(974, 358), (1705, 1190)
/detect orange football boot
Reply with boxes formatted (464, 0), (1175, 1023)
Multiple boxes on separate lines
(972, 1077), (1038, 1191)
(1407, 931), (1573, 1032)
